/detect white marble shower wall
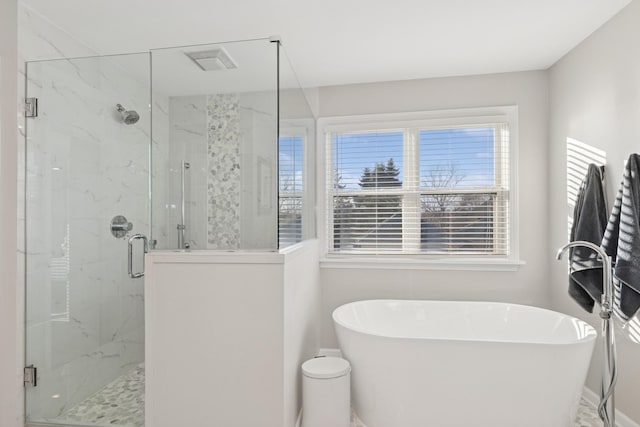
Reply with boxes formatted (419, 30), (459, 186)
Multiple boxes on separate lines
(24, 53), (150, 420)
(166, 95), (208, 250)
(237, 91), (278, 250)
(161, 91), (277, 250)
(151, 95), (171, 250)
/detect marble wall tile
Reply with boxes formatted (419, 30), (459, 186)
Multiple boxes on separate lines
(238, 92), (278, 250)
(18, 5), (96, 63)
(151, 96), (171, 249)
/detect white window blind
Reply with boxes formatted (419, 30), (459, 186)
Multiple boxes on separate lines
(328, 123), (510, 256)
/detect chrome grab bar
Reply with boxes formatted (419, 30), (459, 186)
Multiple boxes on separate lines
(177, 160), (190, 249)
(128, 234), (148, 279)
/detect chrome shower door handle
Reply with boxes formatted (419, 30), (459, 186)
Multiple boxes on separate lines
(128, 234), (148, 279)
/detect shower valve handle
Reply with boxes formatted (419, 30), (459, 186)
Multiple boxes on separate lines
(111, 215), (133, 238)
(113, 222), (133, 232)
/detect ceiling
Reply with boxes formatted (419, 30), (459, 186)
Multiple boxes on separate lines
(21, 0), (632, 88)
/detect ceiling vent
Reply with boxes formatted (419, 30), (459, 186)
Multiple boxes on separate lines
(184, 47), (238, 71)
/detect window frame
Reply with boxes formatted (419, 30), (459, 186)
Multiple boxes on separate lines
(317, 106), (522, 270)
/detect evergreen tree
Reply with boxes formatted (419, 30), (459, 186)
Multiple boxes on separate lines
(334, 158), (403, 250)
(333, 169), (346, 190)
(353, 158), (403, 245)
(358, 159), (401, 188)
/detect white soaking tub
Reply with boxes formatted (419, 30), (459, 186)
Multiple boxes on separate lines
(333, 300), (596, 427)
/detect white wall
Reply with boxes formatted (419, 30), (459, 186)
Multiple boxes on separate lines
(145, 243), (319, 427)
(283, 241), (320, 427)
(145, 252), (286, 427)
(549, 0), (640, 423)
(317, 70), (550, 346)
(0, 0), (20, 425)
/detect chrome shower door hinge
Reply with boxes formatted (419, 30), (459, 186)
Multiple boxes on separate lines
(24, 364), (37, 387)
(25, 97), (38, 118)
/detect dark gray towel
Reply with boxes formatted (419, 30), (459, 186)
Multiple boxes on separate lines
(602, 154), (640, 320)
(569, 164), (608, 313)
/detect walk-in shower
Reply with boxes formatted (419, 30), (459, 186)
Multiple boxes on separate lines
(23, 38), (315, 427)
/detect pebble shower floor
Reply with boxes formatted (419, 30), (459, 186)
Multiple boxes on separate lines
(58, 364), (605, 427)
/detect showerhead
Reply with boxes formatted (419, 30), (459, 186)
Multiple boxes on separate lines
(116, 104), (140, 125)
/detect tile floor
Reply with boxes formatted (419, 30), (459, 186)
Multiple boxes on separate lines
(57, 364), (605, 427)
(574, 400), (608, 427)
(60, 364), (144, 427)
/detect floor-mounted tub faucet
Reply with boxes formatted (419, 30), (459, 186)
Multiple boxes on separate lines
(556, 240), (616, 427)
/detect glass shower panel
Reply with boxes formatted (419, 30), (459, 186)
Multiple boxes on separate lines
(24, 53), (149, 427)
(150, 39), (278, 251)
(278, 45), (317, 248)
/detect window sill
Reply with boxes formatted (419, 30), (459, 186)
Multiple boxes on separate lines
(320, 256), (526, 271)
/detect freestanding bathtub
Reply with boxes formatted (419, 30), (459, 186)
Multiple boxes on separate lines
(333, 300), (596, 427)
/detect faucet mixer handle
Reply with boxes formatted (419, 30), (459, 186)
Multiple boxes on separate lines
(110, 215), (133, 238)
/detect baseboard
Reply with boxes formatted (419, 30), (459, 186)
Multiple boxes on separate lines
(583, 387), (640, 427)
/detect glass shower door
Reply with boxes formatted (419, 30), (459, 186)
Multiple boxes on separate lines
(24, 53), (149, 427)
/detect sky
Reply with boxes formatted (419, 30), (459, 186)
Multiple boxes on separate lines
(278, 127), (498, 193)
(279, 135), (304, 192)
(332, 127), (496, 190)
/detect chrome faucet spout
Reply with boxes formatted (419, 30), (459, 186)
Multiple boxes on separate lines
(556, 240), (613, 310)
(556, 240), (605, 261)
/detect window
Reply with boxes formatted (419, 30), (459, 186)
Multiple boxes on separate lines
(324, 108), (515, 259)
(279, 135), (304, 247)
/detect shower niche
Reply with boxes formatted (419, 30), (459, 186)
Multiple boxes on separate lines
(23, 38), (315, 427)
